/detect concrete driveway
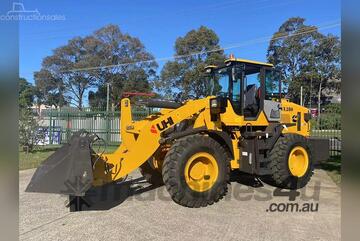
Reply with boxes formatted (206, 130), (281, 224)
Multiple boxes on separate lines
(20, 168), (340, 241)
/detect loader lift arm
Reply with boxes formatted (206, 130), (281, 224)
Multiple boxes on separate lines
(93, 97), (215, 186)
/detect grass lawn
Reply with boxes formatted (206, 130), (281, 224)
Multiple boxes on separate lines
(320, 155), (341, 185)
(19, 146), (58, 170)
(19, 144), (120, 170)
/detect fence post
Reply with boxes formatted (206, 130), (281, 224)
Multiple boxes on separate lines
(106, 111), (110, 144)
(66, 112), (70, 142)
(49, 109), (52, 145)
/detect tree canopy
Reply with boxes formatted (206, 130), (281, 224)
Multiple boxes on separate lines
(19, 77), (34, 109)
(157, 26), (225, 101)
(34, 24), (157, 110)
(88, 25), (157, 109)
(267, 17), (341, 106)
(34, 69), (67, 108)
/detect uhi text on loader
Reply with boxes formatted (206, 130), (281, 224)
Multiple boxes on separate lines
(26, 55), (329, 209)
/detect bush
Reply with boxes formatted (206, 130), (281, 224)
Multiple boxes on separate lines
(311, 112), (341, 130)
(324, 103), (341, 114)
(19, 109), (46, 152)
(318, 113), (341, 129)
(310, 103), (341, 130)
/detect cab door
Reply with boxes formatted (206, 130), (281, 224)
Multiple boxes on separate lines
(263, 68), (281, 122)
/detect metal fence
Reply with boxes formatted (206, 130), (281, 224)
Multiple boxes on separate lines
(38, 107), (149, 145)
(38, 109), (341, 156)
(310, 113), (341, 157)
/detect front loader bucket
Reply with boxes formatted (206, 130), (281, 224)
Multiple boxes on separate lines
(26, 131), (96, 196)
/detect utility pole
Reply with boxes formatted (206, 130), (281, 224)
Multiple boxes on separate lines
(300, 86), (303, 106)
(106, 83), (110, 112)
(317, 81), (322, 125)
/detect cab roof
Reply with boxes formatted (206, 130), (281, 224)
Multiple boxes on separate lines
(224, 57), (274, 67)
(204, 57), (274, 70)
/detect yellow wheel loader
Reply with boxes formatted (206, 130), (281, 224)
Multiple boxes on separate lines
(26, 56), (329, 209)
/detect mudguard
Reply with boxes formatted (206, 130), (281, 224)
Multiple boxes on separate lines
(25, 131), (95, 196)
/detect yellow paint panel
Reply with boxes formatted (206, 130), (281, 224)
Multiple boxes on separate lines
(281, 99), (310, 137)
(230, 132), (240, 169)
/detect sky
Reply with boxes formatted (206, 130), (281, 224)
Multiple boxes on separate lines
(17, 0), (340, 87)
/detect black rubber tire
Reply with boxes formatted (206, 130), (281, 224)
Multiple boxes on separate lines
(139, 159), (163, 186)
(162, 135), (230, 208)
(266, 133), (314, 189)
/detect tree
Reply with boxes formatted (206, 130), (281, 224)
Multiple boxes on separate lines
(267, 18), (320, 101)
(18, 78), (45, 152)
(34, 69), (67, 108)
(19, 77), (34, 109)
(88, 84), (107, 109)
(35, 36), (101, 110)
(157, 26), (225, 101)
(88, 25), (157, 109)
(267, 17), (341, 110)
(35, 25), (157, 110)
(311, 35), (341, 121)
(19, 108), (46, 152)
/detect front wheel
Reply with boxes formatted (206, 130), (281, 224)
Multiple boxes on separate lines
(162, 135), (230, 208)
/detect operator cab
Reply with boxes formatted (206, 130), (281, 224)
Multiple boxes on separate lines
(205, 55), (282, 121)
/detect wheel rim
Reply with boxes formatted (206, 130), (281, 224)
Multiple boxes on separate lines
(184, 152), (219, 192)
(288, 146), (309, 177)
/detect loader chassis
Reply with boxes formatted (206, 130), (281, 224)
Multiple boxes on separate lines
(26, 57), (329, 208)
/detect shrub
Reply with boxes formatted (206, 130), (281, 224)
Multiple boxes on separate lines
(19, 109), (46, 152)
(324, 103), (341, 114)
(311, 113), (341, 130)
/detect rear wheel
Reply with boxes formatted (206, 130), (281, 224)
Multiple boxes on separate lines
(266, 134), (313, 189)
(162, 135), (230, 208)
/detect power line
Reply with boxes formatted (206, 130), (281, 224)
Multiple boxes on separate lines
(22, 0), (269, 37)
(61, 21), (340, 73)
(22, 0), (311, 42)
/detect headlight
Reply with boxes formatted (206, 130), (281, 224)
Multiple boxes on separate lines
(210, 99), (218, 108)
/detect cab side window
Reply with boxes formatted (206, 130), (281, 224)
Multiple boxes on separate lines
(265, 70), (280, 101)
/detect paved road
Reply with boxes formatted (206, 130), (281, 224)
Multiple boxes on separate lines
(20, 169), (340, 241)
